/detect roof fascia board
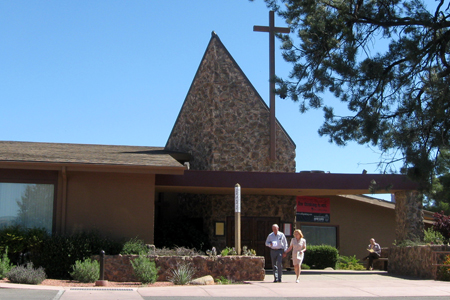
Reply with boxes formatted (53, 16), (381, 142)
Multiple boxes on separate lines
(0, 162), (186, 175)
(156, 170), (418, 192)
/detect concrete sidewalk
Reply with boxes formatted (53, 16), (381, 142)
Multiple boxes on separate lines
(1, 270), (450, 299)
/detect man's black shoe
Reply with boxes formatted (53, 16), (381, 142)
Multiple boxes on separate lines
(273, 279), (278, 283)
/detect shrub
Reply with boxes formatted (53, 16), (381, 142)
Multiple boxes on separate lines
(215, 276), (231, 284)
(337, 255), (365, 270)
(121, 237), (149, 255)
(0, 226), (48, 265)
(0, 246), (13, 278)
(302, 264), (310, 269)
(69, 258), (100, 283)
(30, 231), (122, 279)
(130, 254), (159, 284)
(220, 247), (237, 256)
(424, 227), (445, 245)
(168, 261), (195, 285)
(153, 246), (203, 257)
(433, 211), (450, 243)
(303, 245), (339, 269)
(206, 247), (218, 257)
(242, 246), (256, 256)
(437, 254), (450, 281)
(393, 238), (424, 247)
(7, 262), (46, 284)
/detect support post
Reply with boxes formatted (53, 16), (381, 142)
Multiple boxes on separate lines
(235, 184), (241, 255)
(394, 190), (424, 242)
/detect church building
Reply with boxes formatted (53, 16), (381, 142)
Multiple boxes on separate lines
(0, 33), (423, 267)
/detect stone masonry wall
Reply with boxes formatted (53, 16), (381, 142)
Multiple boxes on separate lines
(93, 255), (265, 282)
(394, 191), (424, 242)
(165, 33), (296, 172)
(389, 245), (450, 279)
(176, 193), (296, 251)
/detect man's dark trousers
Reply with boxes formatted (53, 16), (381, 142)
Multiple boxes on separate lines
(270, 248), (284, 282)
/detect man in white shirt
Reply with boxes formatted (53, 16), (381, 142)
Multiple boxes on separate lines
(265, 224), (288, 282)
(364, 238), (381, 270)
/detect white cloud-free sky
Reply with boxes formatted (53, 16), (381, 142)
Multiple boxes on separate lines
(1, 1), (403, 199)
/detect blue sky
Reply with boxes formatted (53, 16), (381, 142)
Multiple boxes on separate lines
(1, 1), (399, 199)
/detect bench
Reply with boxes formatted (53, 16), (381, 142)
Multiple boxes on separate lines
(376, 257), (388, 271)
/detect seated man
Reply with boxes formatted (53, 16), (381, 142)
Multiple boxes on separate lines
(363, 238), (381, 270)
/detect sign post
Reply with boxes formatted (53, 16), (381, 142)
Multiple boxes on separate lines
(235, 183), (241, 255)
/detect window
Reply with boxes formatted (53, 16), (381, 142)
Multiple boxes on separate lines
(301, 225), (337, 247)
(0, 182), (54, 233)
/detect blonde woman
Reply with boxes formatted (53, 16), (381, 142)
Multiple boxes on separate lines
(284, 229), (306, 283)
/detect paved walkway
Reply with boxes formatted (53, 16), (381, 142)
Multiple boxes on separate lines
(1, 270), (450, 299)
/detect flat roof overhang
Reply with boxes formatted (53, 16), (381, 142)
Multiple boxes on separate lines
(156, 170), (419, 196)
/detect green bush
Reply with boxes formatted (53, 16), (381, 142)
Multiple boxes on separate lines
(437, 254), (450, 281)
(0, 246), (13, 278)
(0, 226), (48, 265)
(215, 276), (232, 284)
(130, 254), (160, 284)
(303, 245), (339, 269)
(168, 262), (195, 285)
(337, 255), (365, 270)
(242, 246), (256, 256)
(0, 226), (122, 279)
(69, 258), (100, 283)
(424, 227), (445, 245)
(30, 231), (122, 279)
(154, 246), (203, 256)
(7, 262), (46, 284)
(121, 237), (148, 255)
(220, 247), (237, 256)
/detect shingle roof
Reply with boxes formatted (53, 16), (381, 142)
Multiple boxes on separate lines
(0, 141), (186, 168)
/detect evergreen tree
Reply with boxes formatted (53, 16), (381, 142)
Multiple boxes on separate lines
(425, 149), (450, 214)
(253, 0), (450, 191)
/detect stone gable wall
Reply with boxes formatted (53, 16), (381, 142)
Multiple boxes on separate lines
(166, 35), (296, 172)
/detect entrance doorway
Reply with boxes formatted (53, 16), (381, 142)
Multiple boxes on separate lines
(226, 216), (279, 268)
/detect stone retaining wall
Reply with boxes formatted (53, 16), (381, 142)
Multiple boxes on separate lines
(93, 255), (265, 282)
(388, 245), (450, 279)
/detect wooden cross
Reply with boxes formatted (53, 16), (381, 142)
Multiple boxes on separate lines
(254, 11), (290, 161)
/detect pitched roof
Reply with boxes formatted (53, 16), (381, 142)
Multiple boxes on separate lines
(0, 141), (186, 171)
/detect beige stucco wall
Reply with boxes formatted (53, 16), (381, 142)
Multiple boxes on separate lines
(64, 171), (155, 243)
(297, 195), (396, 259)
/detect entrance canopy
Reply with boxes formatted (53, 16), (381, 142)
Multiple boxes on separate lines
(156, 170), (418, 196)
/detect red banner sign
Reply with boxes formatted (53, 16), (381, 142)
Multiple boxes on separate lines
(296, 196), (330, 214)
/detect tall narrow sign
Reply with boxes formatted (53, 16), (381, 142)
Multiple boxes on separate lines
(235, 183), (241, 255)
(254, 11), (290, 161)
